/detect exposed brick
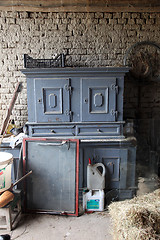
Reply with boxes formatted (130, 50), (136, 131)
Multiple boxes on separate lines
(113, 13), (122, 19)
(118, 18), (127, 24)
(122, 13), (131, 19)
(131, 13), (140, 19)
(136, 19), (145, 24)
(69, 48), (87, 55)
(146, 19), (155, 24)
(127, 30), (137, 37)
(114, 25), (123, 30)
(104, 13), (113, 19)
(109, 19), (117, 25)
(149, 13), (157, 18)
(56, 13), (67, 19)
(19, 12), (29, 19)
(6, 18), (15, 24)
(127, 19), (135, 24)
(94, 12), (104, 18)
(155, 18), (160, 24)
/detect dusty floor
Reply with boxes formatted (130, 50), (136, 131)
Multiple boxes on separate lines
(1, 212), (113, 240)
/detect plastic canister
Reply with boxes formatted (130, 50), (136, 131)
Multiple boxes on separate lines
(0, 152), (13, 193)
(83, 189), (105, 212)
(87, 163), (106, 190)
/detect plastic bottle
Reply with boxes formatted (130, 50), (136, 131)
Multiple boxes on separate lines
(83, 189), (105, 212)
(87, 159), (106, 190)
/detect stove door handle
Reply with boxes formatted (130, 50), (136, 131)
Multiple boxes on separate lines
(37, 141), (67, 147)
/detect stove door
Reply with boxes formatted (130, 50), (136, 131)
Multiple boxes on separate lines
(23, 138), (79, 216)
(35, 78), (71, 122)
(81, 77), (117, 122)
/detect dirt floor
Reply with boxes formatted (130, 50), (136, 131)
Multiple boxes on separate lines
(0, 212), (113, 240)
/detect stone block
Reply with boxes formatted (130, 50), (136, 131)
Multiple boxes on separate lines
(149, 13), (157, 18)
(136, 19), (145, 24)
(75, 13), (87, 19)
(6, 18), (15, 24)
(63, 42), (72, 49)
(122, 13), (131, 19)
(131, 13), (140, 19)
(57, 13), (67, 19)
(141, 13), (150, 19)
(118, 18), (127, 24)
(109, 19), (117, 25)
(19, 12), (29, 19)
(104, 13), (113, 19)
(95, 12), (104, 18)
(127, 19), (135, 24)
(113, 13), (122, 19)
(69, 48), (87, 55)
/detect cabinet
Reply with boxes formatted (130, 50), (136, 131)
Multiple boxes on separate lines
(22, 67), (128, 138)
(22, 68), (127, 123)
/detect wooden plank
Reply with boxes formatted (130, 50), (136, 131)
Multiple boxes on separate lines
(0, 0), (159, 12)
(0, 5), (159, 12)
(0, 82), (22, 136)
(0, 0), (159, 6)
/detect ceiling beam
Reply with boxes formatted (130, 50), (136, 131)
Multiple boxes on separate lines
(0, 0), (159, 12)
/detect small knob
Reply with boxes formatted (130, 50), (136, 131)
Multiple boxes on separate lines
(97, 129), (102, 133)
(84, 98), (88, 103)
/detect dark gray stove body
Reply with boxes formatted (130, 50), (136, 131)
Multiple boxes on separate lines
(22, 67), (136, 209)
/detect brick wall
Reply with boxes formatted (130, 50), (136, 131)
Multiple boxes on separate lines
(0, 11), (159, 128)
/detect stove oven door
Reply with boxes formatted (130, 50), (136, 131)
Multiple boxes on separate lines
(23, 138), (79, 216)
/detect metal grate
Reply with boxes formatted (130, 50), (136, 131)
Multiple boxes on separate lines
(24, 53), (65, 68)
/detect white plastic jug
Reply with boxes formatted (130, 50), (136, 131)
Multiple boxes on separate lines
(87, 163), (106, 190)
(83, 189), (105, 212)
(0, 152), (13, 193)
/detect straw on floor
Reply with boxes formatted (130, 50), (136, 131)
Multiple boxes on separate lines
(108, 189), (160, 240)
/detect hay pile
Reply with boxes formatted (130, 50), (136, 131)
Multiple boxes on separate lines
(108, 189), (160, 240)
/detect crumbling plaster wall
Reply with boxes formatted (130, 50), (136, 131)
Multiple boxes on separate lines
(0, 11), (159, 128)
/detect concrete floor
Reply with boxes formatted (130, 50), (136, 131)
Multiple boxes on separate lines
(1, 212), (113, 240)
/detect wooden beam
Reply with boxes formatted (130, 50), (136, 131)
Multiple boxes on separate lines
(0, 0), (159, 12)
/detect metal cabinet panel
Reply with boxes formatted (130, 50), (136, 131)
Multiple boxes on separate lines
(23, 68), (128, 124)
(77, 124), (121, 136)
(30, 125), (75, 137)
(23, 138), (79, 215)
(80, 145), (128, 191)
(81, 77), (117, 122)
(35, 78), (71, 122)
(27, 123), (123, 138)
(95, 148), (128, 190)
